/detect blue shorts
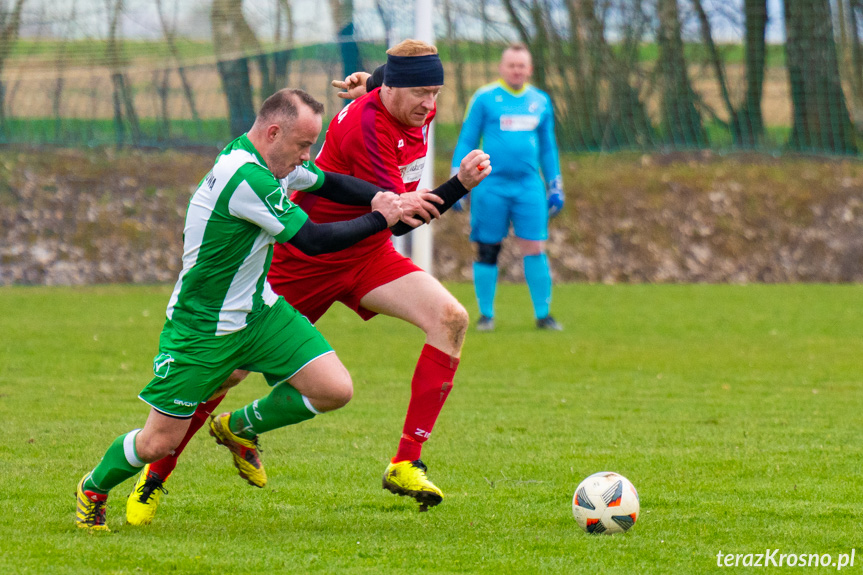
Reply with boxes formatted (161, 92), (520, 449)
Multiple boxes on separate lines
(469, 175), (548, 244)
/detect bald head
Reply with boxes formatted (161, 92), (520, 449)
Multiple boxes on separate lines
(248, 89), (324, 179)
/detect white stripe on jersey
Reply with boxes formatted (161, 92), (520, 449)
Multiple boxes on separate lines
(217, 227), (273, 335)
(166, 163), (223, 321)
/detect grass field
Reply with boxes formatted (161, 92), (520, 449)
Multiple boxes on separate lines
(1, 283), (862, 573)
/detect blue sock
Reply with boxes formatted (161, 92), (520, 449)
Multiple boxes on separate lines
(524, 253), (552, 319)
(473, 262), (498, 319)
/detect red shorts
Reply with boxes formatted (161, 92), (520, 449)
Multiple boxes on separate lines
(268, 241), (422, 323)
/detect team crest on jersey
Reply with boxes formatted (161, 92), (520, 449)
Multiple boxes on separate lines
(398, 139), (405, 148)
(529, 102), (539, 113)
(265, 189), (291, 216)
(153, 353), (175, 379)
(422, 125), (428, 145)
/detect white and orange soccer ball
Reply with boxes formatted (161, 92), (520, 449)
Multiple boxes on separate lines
(572, 472), (640, 534)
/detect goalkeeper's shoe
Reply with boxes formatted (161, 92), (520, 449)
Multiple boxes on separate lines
(209, 412), (267, 488)
(76, 476), (110, 531)
(536, 315), (563, 331)
(125, 464), (168, 526)
(382, 459), (443, 511)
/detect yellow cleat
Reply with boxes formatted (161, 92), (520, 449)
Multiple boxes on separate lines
(209, 412), (267, 488)
(126, 464), (168, 526)
(382, 459), (444, 511)
(76, 476), (110, 531)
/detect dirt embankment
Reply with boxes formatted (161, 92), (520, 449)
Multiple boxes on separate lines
(3, 148), (863, 285)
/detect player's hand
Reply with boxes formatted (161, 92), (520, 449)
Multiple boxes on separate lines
(456, 149), (491, 190)
(547, 176), (564, 218)
(399, 190), (443, 227)
(371, 191), (402, 226)
(331, 72), (371, 100)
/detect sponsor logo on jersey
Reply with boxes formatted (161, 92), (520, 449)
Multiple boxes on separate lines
(153, 353), (175, 379)
(205, 172), (216, 189)
(500, 114), (540, 132)
(399, 157), (426, 184)
(265, 189), (291, 216)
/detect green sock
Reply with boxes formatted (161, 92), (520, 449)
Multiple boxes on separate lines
(84, 429), (145, 493)
(228, 381), (317, 439)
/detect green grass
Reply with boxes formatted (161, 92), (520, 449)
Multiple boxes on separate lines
(1, 283), (862, 573)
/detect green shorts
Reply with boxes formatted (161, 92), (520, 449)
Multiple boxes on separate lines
(138, 297), (333, 417)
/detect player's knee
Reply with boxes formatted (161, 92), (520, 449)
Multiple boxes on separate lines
(135, 432), (181, 463)
(476, 242), (502, 265)
(440, 299), (469, 349)
(319, 370), (354, 411)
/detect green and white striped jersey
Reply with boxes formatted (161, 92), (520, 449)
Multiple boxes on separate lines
(166, 134), (325, 336)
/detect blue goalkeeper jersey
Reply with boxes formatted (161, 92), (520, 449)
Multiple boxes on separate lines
(452, 80), (561, 184)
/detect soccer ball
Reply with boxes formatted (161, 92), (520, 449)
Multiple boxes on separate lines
(572, 472), (640, 534)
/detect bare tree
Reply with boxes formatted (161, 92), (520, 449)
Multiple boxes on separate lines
(443, 0), (469, 118)
(105, 0), (141, 147)
(211, 0), (260, 137)
(0, 0), (26, 132)
(330, 0), (362, 78)
(784, 0), (856, 152)
(582, 0), (655, 149)
(656, 0), (706, 146)
(53, 0), (75, 141)
(156, 0), (203, 139)
(735, 0), (768, 146)
(689, 0), (767, 148)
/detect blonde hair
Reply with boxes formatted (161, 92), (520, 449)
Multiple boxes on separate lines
(387, 39), (438, 57)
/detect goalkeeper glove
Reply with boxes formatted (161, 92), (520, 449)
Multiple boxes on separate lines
(547, 176), (564, 218)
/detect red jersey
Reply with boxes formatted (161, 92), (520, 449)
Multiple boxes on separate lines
(288, 87), (435, 260)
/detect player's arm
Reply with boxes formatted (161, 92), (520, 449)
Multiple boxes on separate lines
(283, 160), (392, 207)
(234, 165), (401, 256)
(391, 150), (490, 236)
(538, 95), (564, 217)
(311, 171), (392, 206)
(288, 192), (401, 255)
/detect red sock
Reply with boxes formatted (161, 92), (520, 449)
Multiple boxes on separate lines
(149, 394), (226, 479)
(393, 344), (459, 463)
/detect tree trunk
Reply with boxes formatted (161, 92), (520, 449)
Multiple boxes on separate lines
(847, 0), (863, 120)
(157, 0), (203, 137)
(211, 0), (259, 137)
(656, 0), (706, 147)
(0, 0), (26, 135)
(734, 0), (768, 147)
(106, 0), (141, 147)
(330, 0), (361, 78)
(784, 0), (857, 153)
(443, 0), (469, 118)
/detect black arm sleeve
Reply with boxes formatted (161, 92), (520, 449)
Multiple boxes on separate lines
(306, 171), (383, 206)
(390, 176), (470, 237)
(287, 212), (387, 256)
(366, 65), (386, 92)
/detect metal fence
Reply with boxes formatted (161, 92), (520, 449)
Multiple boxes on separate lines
(0, 0), (859, 155)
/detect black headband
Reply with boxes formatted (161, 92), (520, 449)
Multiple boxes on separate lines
(384, 54), (444, 88)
